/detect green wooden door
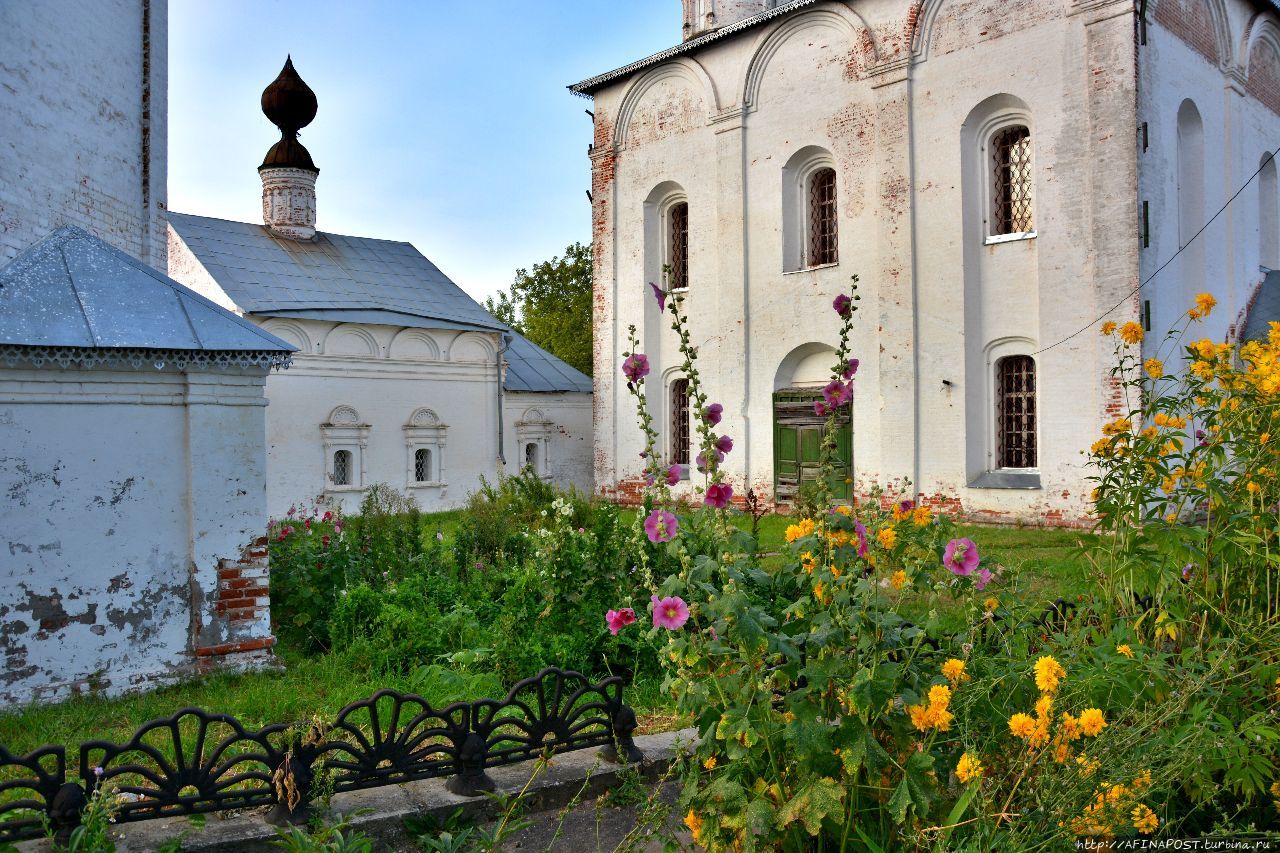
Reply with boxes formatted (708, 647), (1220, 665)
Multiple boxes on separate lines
(773, 390), (852, 505)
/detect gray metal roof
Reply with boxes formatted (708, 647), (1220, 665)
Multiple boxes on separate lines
(1243, 268), (1280, 345)
(0, 226), (294, 354)
(169, 212), (591, 394)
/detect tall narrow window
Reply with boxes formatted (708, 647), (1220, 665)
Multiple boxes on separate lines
(525, 442), (538, 471)
(808, 167), (838, 266)
(669, 202), (689, 290)
(333, 450), (352, 486)
(1261, 152), (1278, 269)
(991, 126), (1033, 235)
(414, 448), (431, 483)
(996, 356), (1037, 469)
(670, 378), (691, 466)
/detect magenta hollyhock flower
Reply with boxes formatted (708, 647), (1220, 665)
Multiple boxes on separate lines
(943, 538), (980, 576)
(974, 568), (993, 590)
(321, 535), (331, 548)
(715, 435), (733, 455)
(833, 294), (853, 318)
(322, 511), (333, 522)
(651, 595), (690, 630)
(695, 450), (724, 473)
(606, 608), (637, 635)
(814, 401), (829, 417)
(666, 464), (681, 486)
(705, 482), (733, 508)
(853, 520), (870, 559)
(644, 509), (678, 543)
(704, 403), (723, 426)
(649, 282), (668, 313)
(645, 471), (656, 486)
(822, 379), (853, 408)
(898, 499), (915, 514)
(622, 353), (650, 383)
(841, 358), (860, 379)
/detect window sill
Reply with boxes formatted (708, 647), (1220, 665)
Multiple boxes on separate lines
(408, 481), (448, 489)
(782, 262), (840, 275)
(984, 231), (1037, 246)
(968, 471), (1041, 490)
(325, 485), (365, 493)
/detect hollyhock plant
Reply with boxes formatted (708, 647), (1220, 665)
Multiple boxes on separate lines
(605, 608), (637, 635)
(644, 509), (678, 543)
(853, 519), (870, 559)
(666, 464), (682, 486)
(651, 595), (690, 630)
(822, 379), (853, 408)
(695, 450), (724, 473)
(842, 358), (860, 379)
(649, 281), (667, 313)
(975, 567), (993, 590)
(622, 353), (650, 383)
(814, 401), (829, 417)
(715, 434), (733, 455)
(944, 537), (980, 576)
(705, 482), (733, 508)
(833, 293), (853, 318)
(704, 403), (723, 426)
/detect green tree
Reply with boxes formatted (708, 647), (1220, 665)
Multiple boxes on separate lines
(484, 242), (593, 376)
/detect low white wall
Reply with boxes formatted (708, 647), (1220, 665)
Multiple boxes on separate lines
(504, 391), (595, 495)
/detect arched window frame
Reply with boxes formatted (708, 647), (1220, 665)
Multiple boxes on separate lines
(669, 376), (692, 470)
(321, 405), (369, 492)
(1260, 151), (1278, 271)
(995, 354), (1038, 470)
(404, 408), (448, 490)
(515, 408), (553, 479)
(782, 147), (839, 272)
(666, 198), (690, 292)
(968, 339), (1041, 489)
(979, 117), (1036, 244)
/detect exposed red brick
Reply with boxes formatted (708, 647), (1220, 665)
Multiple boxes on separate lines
(1153, 0), (1220, 66)
(1247, 39), (1280, 116)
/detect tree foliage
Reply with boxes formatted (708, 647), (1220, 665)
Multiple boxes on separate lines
(484, 242), (592, 376)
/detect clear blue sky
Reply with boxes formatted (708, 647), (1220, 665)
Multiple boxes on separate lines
(168, 1), (675, 302)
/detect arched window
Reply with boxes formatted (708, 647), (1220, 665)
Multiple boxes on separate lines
(670, 378), (691, 466)
(990, 125), (1033, 236)
(524, 442), (539, 471)
(668, 202), (689, 290)
(332, 450), (353, 486)
(414, 448), (432, 483)
(1261, 152), (1278, 270)
(1177, 100), (1205, 298)
(996, 356), (1037, 469)
(808, 167), (838, 266)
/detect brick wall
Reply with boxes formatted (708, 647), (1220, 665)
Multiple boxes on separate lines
(1153, 0), (1220, 66)
(198, 537), (275, 670)
(1247, 38), (1280, 117)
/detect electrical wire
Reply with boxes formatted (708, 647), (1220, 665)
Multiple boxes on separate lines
(1033, 146), (1278, 356)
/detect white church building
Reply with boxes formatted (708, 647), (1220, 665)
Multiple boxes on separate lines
(574, 0), (1280, 524)
(169, 59), (593, 516)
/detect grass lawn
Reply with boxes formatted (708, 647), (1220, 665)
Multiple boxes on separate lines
(0, 511), (1094, 761)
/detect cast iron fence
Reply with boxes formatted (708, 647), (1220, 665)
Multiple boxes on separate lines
(0, 667), (643, 845)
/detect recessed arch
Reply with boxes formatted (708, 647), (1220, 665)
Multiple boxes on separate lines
(450, 331), (498, 363)
(323, 324), (380, 357)
(1242, 15), (1280, 115)
(407, 407), (441, 427)
(519, 407), (549, 424)
(327, 404), (363, 426)
(258, 319), (313, 353)
(774, 342), (839, 390)
(1148, 0), (1233, 68)
(388, 329), (442, 361)
(742, 6), (877, 110)
(613, 58), (719, 149)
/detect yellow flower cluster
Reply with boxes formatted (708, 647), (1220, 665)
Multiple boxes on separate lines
(956, 752), (983, 784)
(908, 675), (955, 732)
(890, 569), (907, 591)
(1144, 358), (1164, 379)
(784, 518), (816, 543)
(1035, 655), (1066, 694)
(877, 527), (897, 550)
(1005, 658), (1106, 764)
(1101, 417), (1133, 437)
(942, 658), (970, 686)
(1187, 291), (1216, 319)
(1119, 322), (1144, 345)
(1068, 771), (1158, 838)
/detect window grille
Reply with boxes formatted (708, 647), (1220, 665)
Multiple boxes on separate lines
(414, 448), (431, 483)
(991, 126), (1033, 235)
(670, 379), (691, 466)
(525, 443), (538, 471)
(333, 450), (352, 486)
(997, 356), (1037, 468)
(808, 168), (838, 266)
(669, 202), (689, 290)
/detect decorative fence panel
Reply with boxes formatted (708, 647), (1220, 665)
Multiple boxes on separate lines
(0, 667), (641, 844)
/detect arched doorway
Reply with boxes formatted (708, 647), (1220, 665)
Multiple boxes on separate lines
(772, 344), (853, 505)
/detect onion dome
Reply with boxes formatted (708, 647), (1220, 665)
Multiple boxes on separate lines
(259, 56), (319, 173)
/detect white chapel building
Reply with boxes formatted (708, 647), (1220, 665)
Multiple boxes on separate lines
(169, 60), (593, 516)
(573, 0), (1280, 524)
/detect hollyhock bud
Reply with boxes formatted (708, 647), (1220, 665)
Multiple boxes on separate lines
(704, 403), (723, 426)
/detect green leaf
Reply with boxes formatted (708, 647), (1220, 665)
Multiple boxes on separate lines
(776, 777), (845, 836)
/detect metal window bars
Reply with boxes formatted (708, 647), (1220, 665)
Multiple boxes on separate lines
(671, 379), (691, 466)
(332, 450), (351, 486)
(991, 126), (1033, 235)
(808, 168), (838, 266)
(669, 203), (689, 290)
(997, 355), (1037, 469)
(414, 448), (430, 482)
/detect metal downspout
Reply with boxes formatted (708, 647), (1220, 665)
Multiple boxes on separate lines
(497, 333), (511, 467)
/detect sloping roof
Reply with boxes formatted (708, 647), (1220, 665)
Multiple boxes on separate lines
(169, 212), (592, 393)
(1243, 268), (1280, 344)
(570, 0), (817, 96)
(0, 226), (294, 357)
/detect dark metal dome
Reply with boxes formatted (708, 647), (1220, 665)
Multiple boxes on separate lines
(259, 56), (319, 173)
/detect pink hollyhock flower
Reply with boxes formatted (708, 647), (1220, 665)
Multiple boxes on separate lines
(644, 509), (678, 543)
(304, 518), (312, 531)
(974, 568), (993, 590)
(695, 450), (724, 473)
(622, 353), (650, 383)
(606, 608), (637, 635)
(814, 401), (829, 417)
(287, 505), (296, 517)
(705, 482), (733, 508)
(715, 435), (733, 455)
(649, 282), (668, 313)
(334, 521), (344, 535)
(651, 595), (690, 630)
(833, 294), (853, 318)
(704, 403), (723, 426)
(841, 358), (860, 379)
(322, 511), (333, 522)
(944, 538), (980, 576)
(853, 520), (870, 559)
(666, 464), (681, 486)
(645, 471), (656, 486)
(822, 379), (853, 408)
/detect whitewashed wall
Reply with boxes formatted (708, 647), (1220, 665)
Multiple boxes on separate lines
(0, 0), (167, 270)
(588, 0), (1148, 523)
(505, 391), (594, 494)
(0, 363), (271, 706)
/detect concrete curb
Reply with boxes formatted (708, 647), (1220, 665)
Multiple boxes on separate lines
(16, 728), (698, 852)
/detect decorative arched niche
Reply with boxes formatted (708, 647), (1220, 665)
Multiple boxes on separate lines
(321, 405), (369, 491)
(781, 146), (839, 272)
(404, 407), (448, 488)
(515, 407), (553, 479)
